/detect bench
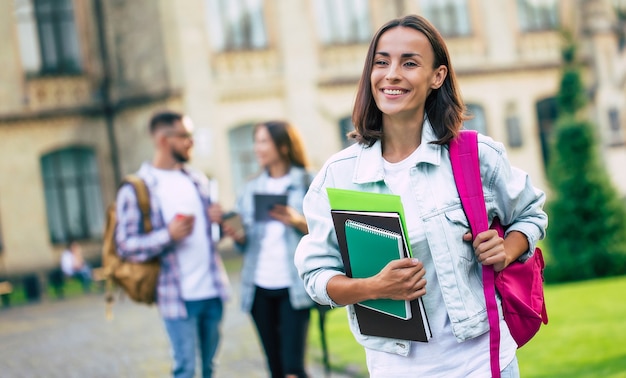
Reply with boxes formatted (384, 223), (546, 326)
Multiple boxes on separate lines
(0, 281), (13, 308)
(0, 281), (12, 295)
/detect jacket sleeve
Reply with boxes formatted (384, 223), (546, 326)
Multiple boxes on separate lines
(294, 170), (345, 307)
(479, 136), (548, 261)
(115, 183), (173, 262)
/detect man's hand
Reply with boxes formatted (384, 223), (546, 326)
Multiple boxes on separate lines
(169, 214), (195, 241)
(207, 203), (223, 223)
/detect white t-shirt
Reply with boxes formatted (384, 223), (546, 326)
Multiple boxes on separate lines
(364, 146), (516, 377)
(152, 168), (218, 300)
(254, 175), (292, 289)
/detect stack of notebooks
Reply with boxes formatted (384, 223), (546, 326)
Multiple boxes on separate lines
(328, 188), (432, 342)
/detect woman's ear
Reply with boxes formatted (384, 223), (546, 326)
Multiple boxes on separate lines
(430, 65), (448, 90)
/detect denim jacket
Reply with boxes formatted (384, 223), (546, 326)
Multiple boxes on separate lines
(294, 122), (547, 356)
(235, 166), (316, 312)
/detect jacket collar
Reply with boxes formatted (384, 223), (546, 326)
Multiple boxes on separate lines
(353, 117), (442, 185)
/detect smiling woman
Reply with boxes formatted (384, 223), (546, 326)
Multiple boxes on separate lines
(295, 15), (548, 378)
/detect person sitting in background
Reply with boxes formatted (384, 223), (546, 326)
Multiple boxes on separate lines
(61, 240), (92, 292)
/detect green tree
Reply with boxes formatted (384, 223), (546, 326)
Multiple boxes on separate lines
(545, 36), (626, 282)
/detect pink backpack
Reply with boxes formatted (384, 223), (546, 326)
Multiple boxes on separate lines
(449, 130), (548, 378)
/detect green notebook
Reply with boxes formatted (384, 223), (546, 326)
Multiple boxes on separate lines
(344, 219), (412, 320)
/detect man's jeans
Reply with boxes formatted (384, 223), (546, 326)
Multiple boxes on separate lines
(163, 298), (224, 378)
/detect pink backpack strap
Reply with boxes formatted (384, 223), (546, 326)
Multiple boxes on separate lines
(449, 130), (501, 378)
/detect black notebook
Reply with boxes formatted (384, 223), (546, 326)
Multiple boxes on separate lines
(331, 210), (432, 342)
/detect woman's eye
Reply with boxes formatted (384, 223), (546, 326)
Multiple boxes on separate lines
(404, 61), (418, 67)
(374, 60), (388, 66)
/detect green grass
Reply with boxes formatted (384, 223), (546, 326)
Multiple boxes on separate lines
(308, 276), (626, 377)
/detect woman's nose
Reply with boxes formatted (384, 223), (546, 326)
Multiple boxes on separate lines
(385, 62), (401, 81)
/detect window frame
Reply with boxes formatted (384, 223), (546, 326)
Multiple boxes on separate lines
(419, 0), (472, 38)
(40, 146), (105, 244)
(205, 0), (268, 52)
(516, 0), (559, 33)
(314, 0), (371, 46)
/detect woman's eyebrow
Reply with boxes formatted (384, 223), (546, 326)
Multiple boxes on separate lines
(374, 51), (422, 58)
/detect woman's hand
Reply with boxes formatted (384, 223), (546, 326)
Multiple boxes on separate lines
(269, 204), (308, 234)
(372, 258), (427, 301)
(327, 258), (426, 305)
(463, 229), (530, 272)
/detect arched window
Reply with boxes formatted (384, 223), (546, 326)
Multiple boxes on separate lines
(40, 146), (104, 243)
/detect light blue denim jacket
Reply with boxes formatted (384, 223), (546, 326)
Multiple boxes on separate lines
(235, 166), (316, 312)
(294, 122), (547, 356)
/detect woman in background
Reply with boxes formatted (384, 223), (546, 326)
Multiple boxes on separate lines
(222, 120), (314, 378)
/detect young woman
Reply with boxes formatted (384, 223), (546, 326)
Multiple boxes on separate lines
(222, 120), (314, 378)
(294, 15), (547, 377)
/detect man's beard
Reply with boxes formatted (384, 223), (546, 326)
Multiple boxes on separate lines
(172, 149), (189, 163)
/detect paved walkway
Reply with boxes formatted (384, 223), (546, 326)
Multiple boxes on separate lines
(0, 257), (355, 378)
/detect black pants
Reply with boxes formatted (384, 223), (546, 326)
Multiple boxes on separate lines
(250, 286), (311, 378)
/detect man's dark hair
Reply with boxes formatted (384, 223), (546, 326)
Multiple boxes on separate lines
(149, 110), (183, 134)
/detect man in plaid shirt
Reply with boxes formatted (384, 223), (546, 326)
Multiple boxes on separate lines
(115, 110), (230, 378)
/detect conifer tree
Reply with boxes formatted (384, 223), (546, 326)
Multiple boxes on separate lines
(545, 36), (626, 281)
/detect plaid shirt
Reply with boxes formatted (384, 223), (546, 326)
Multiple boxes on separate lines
(115, 162), (230, 319)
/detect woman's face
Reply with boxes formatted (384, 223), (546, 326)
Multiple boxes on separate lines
(370, 26), (446, 120)
(254, 125), (283, 168)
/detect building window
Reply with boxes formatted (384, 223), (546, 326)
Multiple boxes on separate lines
(14, 0), (82, 75)
(536, 97), (558, 167)
(517, 0), (559, 32)
(615, 2), (626, 50)
(228, 124), (259, 191)
(464, 104), (488, 135)
(40, 147), (104, 244)
(419, 0), (471, 37)
(314, 0), (371, 45)
(205, 0), (268, 51)
(339, 116), (356, 148)
(608, 108), (625, 146)
(0, 216), (3, 253)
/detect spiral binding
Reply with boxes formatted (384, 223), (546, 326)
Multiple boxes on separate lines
(345, 219), (400, 239)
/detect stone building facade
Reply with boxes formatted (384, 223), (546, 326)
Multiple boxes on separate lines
(0, 0), (624, 279)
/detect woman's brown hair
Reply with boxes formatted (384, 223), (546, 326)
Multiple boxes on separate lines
(351, 15), (467, 146)
(255, 120), (310, 168)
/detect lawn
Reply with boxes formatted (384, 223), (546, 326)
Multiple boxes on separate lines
(308, 275), (626, 377)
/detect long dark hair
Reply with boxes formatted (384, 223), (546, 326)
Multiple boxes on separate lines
(351, 15), (467, 146)
(254, 120), (310, 168)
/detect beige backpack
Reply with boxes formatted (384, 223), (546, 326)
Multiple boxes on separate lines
(102, 175), (160, 318)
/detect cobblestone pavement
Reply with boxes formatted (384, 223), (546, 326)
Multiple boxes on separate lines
(0, 259), (353, 378)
